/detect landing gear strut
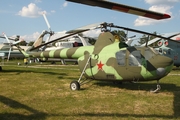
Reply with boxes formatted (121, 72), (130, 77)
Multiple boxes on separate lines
(70, 55), (91, 91)
(150, 80), (161, 93)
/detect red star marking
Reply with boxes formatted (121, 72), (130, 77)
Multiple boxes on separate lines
(97, 61), (104, 70)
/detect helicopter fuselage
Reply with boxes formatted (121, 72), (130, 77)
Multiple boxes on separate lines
(31, 41), (173, 82)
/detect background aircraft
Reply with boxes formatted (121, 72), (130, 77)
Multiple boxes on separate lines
(41, 13), (93, 51)
(141, 32), (180, 67)
(0, 34), (26, 60)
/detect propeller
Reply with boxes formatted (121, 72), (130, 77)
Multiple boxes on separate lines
(66, 0), (171, 20)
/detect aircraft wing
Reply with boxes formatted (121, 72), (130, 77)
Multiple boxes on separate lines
(66, 0), (170, 20)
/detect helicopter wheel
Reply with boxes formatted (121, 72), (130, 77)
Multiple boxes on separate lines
(70, 81), (80, 91)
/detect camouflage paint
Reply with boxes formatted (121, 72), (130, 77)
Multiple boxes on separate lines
(17, 32), (174, 82)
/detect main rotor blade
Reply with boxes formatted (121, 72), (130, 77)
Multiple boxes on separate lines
(67, 0), (170, 20)
(2, 33), (11, 43)
(43, 13), (51, 31)
(66, 22), (102, 34)
(0, 35), (19, 41)
(112, 24), (175, 42)
(168, 32), (180, 39)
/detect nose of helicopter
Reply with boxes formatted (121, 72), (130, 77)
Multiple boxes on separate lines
(155, 55), (173, 77)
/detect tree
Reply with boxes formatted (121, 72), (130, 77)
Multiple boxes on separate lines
(28, 41), (34, 46)
(19, 40), (27, 46)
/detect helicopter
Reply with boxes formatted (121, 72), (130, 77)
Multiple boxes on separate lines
(155, 35), (180, 67)
(15, 22), (174, 93)
(14, 0), (174, 92)
(141, 32), (180, 67)
(0, 33), (26, 61)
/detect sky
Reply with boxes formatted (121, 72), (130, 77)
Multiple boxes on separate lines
(0, 0), (180, 43)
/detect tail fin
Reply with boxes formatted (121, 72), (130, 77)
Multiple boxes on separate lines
(27, 30), (51, 51)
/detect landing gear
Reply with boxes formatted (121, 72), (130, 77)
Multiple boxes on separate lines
(150, 80), (161, 93)
(70, 81), (80, 90)
(0, 66), (2, 71)
(70, 55), (91, 91)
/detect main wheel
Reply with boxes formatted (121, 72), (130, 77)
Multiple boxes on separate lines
(70, 81), (80, 91)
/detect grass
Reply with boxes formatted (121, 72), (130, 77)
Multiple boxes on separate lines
(0, 60), (180, 120)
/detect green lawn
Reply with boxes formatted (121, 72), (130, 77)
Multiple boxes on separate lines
(0, 60), (180, 120)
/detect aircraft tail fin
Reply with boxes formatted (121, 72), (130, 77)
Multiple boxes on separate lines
(27, 30), (52, 52)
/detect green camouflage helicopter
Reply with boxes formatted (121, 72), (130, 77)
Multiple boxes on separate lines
(15, 22), (174, 93)
(15, 0), (174, 92)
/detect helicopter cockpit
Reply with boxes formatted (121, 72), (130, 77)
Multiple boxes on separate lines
(116, 46), (158, 67)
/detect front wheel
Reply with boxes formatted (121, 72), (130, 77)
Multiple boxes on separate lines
(70, 81), (80, 91)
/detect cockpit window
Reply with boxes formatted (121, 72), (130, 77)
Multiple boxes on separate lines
(116, 50), (126, 66)
(168, 49), (171, 55)
(159, 48), (162, 53)
(128, 50), (141, 66)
